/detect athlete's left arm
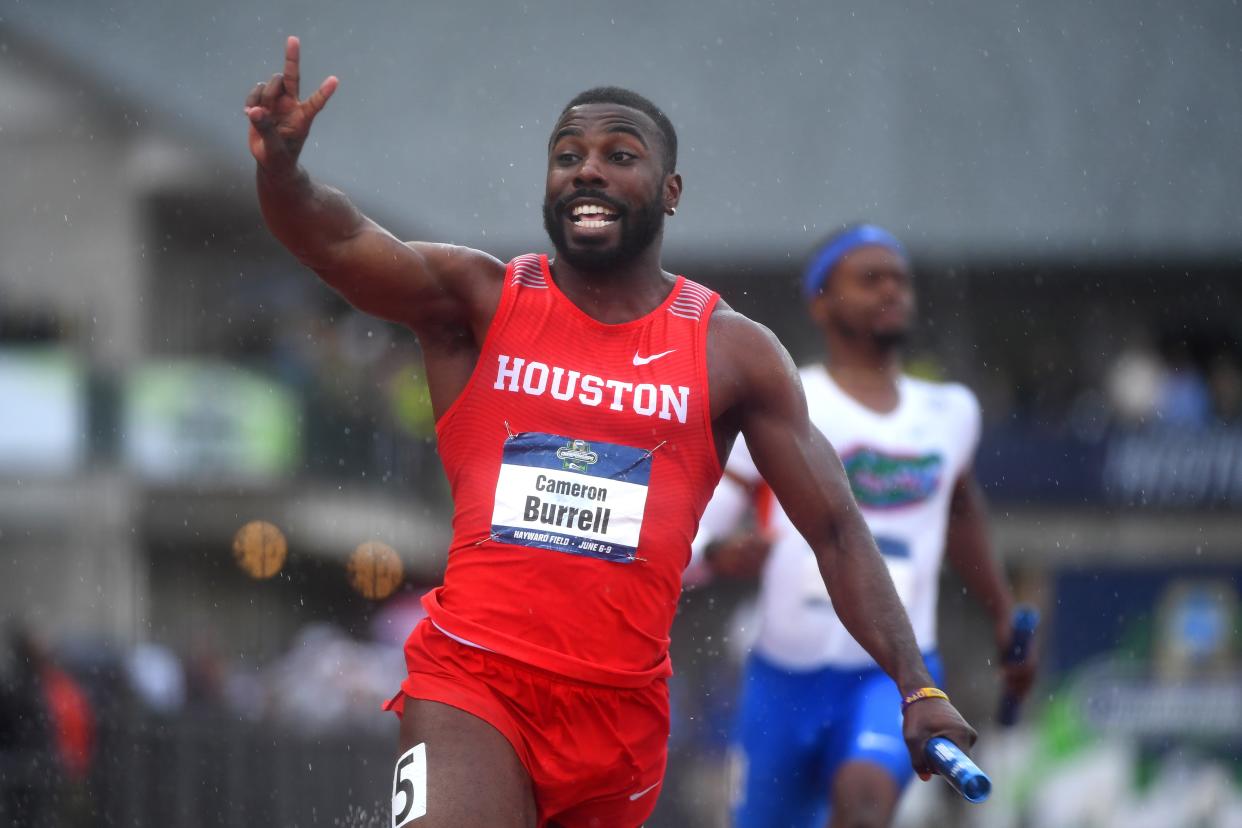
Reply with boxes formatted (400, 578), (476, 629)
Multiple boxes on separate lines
(691, 473), (769, 580)
(710, 310), (976, 773)
(945, 472), (1037, 701)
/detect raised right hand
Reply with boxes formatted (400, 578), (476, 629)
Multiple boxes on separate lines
(244, 36), (338, 174)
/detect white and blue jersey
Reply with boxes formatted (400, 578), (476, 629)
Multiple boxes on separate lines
(699, 367), (980, 668)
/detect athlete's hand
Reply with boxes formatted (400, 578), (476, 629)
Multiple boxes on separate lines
(244, 36), (338, 175)
(704, 530), (770, 580)
(902, 698), (978, 781)
(995, 619), (1038, 704)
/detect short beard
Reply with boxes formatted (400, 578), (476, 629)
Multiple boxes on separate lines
(542, 188), (664, 272)
(871, 328), (910, 351)
(832, 314), (910, 352)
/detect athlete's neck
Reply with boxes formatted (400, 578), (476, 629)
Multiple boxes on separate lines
(549, 244), (675, 325)
(823, 332), (903, 414)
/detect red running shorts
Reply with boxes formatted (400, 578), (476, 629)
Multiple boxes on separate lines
(385, 620), (669, 827)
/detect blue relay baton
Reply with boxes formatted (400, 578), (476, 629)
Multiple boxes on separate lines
(997, 605), (1040, 727)
(925, 737), (992, 803)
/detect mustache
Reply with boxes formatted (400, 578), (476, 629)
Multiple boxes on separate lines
(553, 189), (627, 217)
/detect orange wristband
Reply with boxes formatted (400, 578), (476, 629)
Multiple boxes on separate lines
(901, 687), (950, 713)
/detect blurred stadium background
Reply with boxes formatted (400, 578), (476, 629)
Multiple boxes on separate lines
(1, 1), (1239, 825)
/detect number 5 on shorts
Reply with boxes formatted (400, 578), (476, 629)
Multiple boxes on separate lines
(392, 743), (427, 827)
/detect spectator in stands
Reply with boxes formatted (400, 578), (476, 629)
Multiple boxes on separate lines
(0, 622), (95, 827)
(1155, 344), (1213, 428)
(1208, 354), (1242, 424)
(1105, 341), (1166, 427)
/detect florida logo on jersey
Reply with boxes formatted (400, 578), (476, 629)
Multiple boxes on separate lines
(840, 447), (944, 509)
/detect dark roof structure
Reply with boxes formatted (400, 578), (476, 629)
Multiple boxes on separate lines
(8, 0), (1240, 263)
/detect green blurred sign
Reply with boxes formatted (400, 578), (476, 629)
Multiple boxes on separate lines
(124, 360), (299, 483)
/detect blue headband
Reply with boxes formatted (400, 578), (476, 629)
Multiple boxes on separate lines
(802, 224), (907, 298)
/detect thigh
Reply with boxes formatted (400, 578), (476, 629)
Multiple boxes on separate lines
(547, 759), (666, 828)
(828, 761), (901, 828)
(823, 665), (918, 815)
(827, 653), (946, 795)
(730, 660), (829, 828)
(393, 699), (538, 828)
(821, 670), (907, 828)
(538, 676), (670, 828)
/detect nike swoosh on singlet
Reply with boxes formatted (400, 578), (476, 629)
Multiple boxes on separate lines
(628, 780), (662, 801)
(632, 349), (677, 366)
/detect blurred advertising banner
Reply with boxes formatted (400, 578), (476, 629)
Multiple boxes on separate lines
(0, 347), (86, 475)
(123, 360), (300, 483)
(1068, 576), (1241, 737)
(971, 572), (1242, 828)
(1102, 430), (1242, 509)
(1050, 567), (1242, 675)
(976, 427), (1242, 510)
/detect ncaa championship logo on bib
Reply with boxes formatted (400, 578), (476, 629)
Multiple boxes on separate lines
(491, 431), (652, 563)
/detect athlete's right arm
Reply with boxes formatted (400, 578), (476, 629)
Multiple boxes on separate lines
(245, 37), (502, 332)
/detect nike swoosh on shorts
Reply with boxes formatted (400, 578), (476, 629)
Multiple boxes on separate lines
(629, 780), (662, 801)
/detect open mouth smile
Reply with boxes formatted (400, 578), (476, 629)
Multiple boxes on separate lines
(568, 200), (621, 230)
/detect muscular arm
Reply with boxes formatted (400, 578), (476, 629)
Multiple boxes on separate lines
(256, 168), (499, 330)
(945, 473), (1013, 646)
(246, 37), (503, 337)
(692, 472), (769, 579)
(946, 472), (1037, 700)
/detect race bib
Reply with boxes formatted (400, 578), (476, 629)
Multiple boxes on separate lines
(491, 432), (652, 564)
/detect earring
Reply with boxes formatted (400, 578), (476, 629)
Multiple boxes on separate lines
(668, 207), (677, 216)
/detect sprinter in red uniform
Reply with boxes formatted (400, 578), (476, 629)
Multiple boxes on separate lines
(246, 36), (977, 828)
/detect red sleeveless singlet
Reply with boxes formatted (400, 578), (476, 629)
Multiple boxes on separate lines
(423, 253), (723, 686)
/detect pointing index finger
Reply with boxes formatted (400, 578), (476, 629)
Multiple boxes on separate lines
(283, 35), (301, 100)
